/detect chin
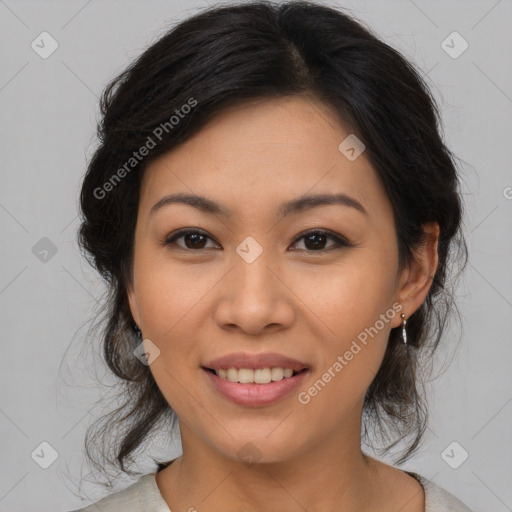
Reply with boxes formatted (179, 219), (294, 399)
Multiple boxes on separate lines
(210, 432), (307, 467)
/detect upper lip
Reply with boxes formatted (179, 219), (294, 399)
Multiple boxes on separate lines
(203, 352), (309, 371)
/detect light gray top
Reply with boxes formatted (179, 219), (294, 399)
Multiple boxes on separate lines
(68, 471), (473, 512)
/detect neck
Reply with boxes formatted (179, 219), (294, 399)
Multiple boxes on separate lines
(156, 422), (386, 511)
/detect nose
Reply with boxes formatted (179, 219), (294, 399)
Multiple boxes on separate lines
(213, 249), (295, 336)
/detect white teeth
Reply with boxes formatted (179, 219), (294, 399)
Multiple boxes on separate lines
(238, 368), (254, 383)
(227, 368), (238, 382)
(254, 368), (271, 384)
(271, 367), (284, 381)
(214, 367), (300, 383)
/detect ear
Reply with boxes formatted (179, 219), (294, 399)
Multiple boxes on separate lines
(126, 280), (141, 328)
(393, 222), (439, 326)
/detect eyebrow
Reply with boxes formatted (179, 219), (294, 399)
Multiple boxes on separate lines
(149, 192), (368, 218)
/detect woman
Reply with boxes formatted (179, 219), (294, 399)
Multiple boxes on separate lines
(68, 1), (472, 510)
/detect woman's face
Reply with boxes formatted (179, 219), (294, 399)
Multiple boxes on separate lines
(127, 95), (427, 464)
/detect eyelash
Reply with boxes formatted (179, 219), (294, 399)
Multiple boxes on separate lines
(164, 228), (350, 253)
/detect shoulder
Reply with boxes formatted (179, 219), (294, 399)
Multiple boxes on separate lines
(409, 472), (474, 512)
(65, 473), (170, 512)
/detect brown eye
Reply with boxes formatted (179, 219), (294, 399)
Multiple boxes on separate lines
(290, 229), (349, 252)
(165, 229), (219, 250)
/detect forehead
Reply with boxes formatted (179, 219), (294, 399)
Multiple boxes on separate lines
(139, 96), (392, 224)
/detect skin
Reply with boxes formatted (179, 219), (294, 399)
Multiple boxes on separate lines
(127, 95), (439, 512)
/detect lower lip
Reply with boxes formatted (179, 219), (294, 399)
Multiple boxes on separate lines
(203, 368), (309, 407)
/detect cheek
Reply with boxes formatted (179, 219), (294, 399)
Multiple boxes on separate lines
(298, 313), (391, 421)
(286, 257), (396, 338)
(289, 261), (394, 396)
(132, 256), (219, 408)
(135, 267), (203, 410)
(134, 252), (217, 339)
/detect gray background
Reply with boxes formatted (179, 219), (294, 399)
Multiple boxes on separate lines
(1, 0), (511, 511)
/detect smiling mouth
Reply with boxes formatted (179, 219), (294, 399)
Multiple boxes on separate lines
(202, 367), (308, 384)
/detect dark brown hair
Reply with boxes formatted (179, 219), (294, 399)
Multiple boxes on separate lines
(76, 0), (468, 484)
